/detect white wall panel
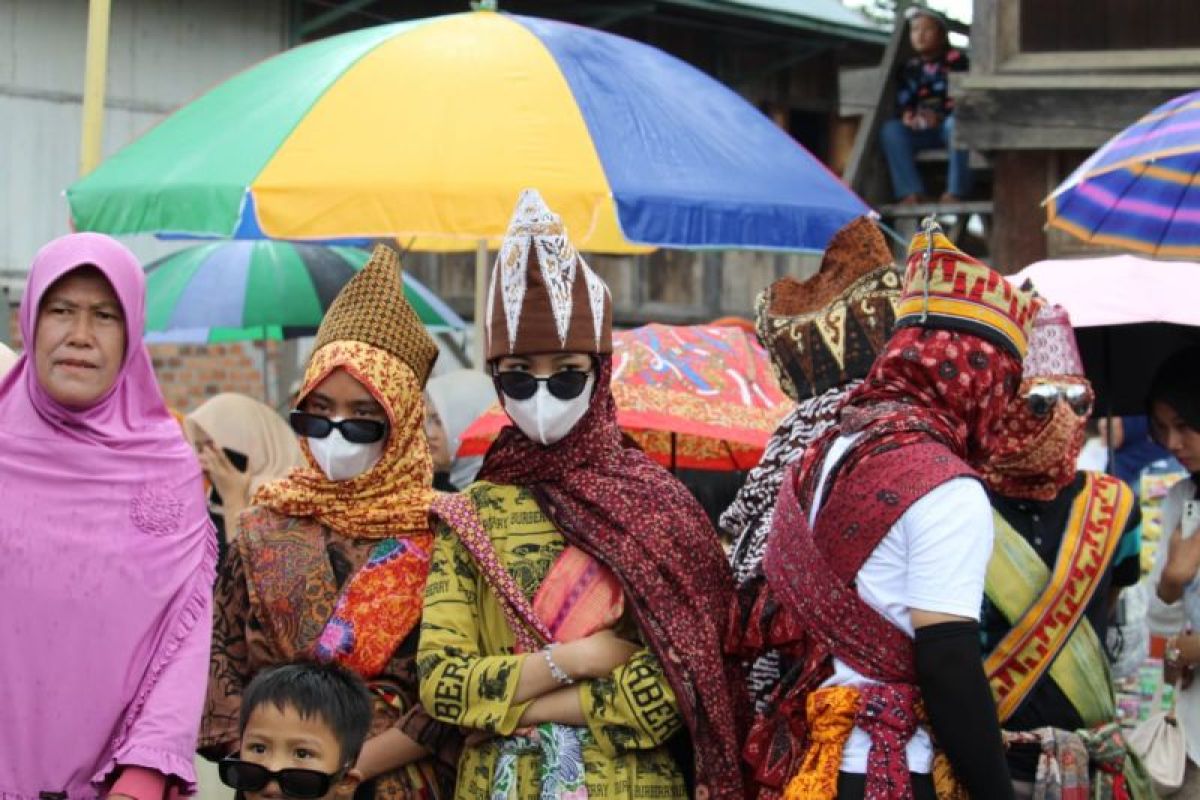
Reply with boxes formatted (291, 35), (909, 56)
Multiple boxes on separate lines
(0, 0), (286, 279)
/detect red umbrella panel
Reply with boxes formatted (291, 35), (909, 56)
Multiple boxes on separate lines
(459, 324), (792, 471)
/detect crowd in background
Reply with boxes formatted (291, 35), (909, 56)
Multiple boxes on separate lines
(3, 192), (1200, 800)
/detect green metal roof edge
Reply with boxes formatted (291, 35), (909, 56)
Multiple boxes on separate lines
(658, 0), (889, 44)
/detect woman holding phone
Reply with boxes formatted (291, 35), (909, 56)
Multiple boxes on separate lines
(1148, 346), (1200, 790)
(184, 393), (303, 565)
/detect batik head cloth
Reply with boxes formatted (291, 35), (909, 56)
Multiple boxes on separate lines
(896, 220), (1040, 359)
(756, 216), (900, 402)
(983, 303), (1093, 501)
(486, 189), (612, 359)
(256, 242), (438, 538)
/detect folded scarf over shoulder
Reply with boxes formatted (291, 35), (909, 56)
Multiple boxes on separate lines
(480, 356), (749, 799)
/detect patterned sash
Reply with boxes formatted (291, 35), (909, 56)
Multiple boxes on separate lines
(431, 489), (625, 800)
(751, 443), (974, 796)
(238, 507), (432, 677)
(984, 473), (1133, 724)
(430, 490), (623, 652)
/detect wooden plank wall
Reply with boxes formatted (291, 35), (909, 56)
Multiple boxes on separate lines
(1020, 0), (1200, 52)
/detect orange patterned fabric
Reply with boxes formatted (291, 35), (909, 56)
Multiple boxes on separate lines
(531, 545), (624, 643)
(254, 340), (436, 539)
(775, 685), (967, 800)
(314, 535), (433, 676)
(782, 686), (858, 800)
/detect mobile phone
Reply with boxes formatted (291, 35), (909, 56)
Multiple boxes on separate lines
(1183, 500), (1200, 540)
(207, 447), (249, 507)
(222, 447), (249, 473)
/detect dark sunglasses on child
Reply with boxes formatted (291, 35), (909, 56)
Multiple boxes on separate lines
(496, 370), (591, 401)
(289, 411), (388, 444)
(1025, 383), (1093, 418)
(218, 757), (344, 800)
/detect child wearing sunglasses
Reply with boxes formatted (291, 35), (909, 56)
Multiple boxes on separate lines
(220, 662), (372, 800)
(977, 304), (1150, 797)
(417, 190), (745, 799)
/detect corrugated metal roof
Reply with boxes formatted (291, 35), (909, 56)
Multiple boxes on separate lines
(661, 0), (888, 43)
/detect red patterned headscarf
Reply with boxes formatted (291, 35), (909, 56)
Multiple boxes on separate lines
(796, 327), (1024, 502)
(981, 376), (1092, 501)
(479, 356), (748, 800)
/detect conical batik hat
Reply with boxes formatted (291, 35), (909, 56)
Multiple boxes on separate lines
(312, 243), (438, 384)
(486, 189), (613, 360)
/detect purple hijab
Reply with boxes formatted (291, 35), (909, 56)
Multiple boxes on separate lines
(0, 234), (216, 799)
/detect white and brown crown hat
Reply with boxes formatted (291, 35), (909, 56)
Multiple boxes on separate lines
(486, 189), (613, 360)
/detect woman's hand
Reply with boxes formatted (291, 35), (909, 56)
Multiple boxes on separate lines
(559, 629), (639, 680)
(354, 729), (428, 780)
(198, 443), (251, 508)
(1160, 524), (1200, 604)
(1165, 633), (1199, 689)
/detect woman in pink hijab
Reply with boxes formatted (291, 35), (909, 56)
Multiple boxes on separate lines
(0, 234), (216, 800)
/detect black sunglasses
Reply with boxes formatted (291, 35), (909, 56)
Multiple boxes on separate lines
(218, 757), (342, 800)
(1025, 384), (1093, 418)
(496, 370), (591, 401)
(289, 411), (387, 444)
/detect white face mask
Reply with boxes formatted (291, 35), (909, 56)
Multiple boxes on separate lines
(307, 420), (385, 481)
(502, 374), (595, 446)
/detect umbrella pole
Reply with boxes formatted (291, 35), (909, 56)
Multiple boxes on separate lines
(670, 432), (677, 474)
(474, 238), (488, 370)
(1102, 327), (1116, 475)
(80, 0), (112, 176)
(261, 335), (272, 407)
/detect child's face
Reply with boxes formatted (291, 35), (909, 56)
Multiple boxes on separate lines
(240, 703), (355, 800)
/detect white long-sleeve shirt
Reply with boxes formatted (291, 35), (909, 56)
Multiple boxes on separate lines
(1147, 476), (1200, 764)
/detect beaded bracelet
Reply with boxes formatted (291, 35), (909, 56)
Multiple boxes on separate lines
(542, 643), (574, 686)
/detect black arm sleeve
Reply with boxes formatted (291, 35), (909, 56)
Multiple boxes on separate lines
(915, 620), (1014, 800)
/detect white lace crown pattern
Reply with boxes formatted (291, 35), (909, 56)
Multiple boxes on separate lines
(492, 189), (608, 352)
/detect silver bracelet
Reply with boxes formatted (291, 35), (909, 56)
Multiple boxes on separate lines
(542, 643), (574, 686)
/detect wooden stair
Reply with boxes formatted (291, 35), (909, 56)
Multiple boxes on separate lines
(842, 8), (993, 259)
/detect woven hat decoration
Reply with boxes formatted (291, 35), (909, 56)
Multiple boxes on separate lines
(1023, 302), (1085, 379)
(486, 189), (612, 360)
(311, 243), (439, 384)
(896, 218), (1040, 359)
(756, 216), (901, 402)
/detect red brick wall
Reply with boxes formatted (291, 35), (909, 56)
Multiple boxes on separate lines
(150, 342), (272, 413)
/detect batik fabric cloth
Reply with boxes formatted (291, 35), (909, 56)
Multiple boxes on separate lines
(254, 339), (437, 538)
(201, 509), (459, 799)
(477, 356), (748, 798)
(418, 482), (686, 800)
(723, 383), (857, 713)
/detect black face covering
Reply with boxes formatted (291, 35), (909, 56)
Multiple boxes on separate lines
(207, 447), (249, 507)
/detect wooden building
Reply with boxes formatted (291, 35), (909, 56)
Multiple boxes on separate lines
(954, 0), (1200, 272)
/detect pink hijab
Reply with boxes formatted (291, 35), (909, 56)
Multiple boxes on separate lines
(0, 234), (216, 798)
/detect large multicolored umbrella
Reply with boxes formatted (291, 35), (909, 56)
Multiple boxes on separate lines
(143, 241), (464, 343)
(460, 324), (791, 470)
(67, 11), (866, 253)
(1045, 90), (1200, 257)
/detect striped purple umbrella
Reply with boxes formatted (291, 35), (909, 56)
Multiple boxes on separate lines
(1046, 89), (1200, 258)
